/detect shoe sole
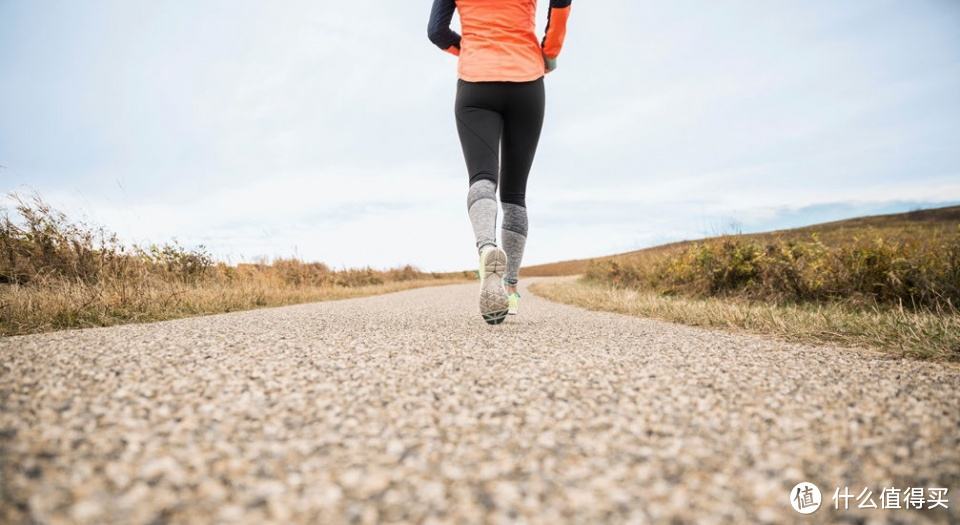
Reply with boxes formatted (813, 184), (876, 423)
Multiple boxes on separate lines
(479, 248), (509, 325)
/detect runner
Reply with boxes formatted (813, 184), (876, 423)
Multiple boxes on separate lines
(428, 0), (573, 324)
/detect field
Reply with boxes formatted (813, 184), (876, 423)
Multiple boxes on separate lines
(0, 195), (471, 336)
(525, 206), (960, 279)
(5, 193), (958, 359)
(526, 206), (960, 360)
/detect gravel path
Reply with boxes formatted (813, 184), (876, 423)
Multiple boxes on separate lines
(2, 278), (958, 524)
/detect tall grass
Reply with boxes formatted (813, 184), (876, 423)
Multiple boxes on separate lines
(586, 234), (960, 311)
(563, 230), (960, 360)
(524, 205), (960, 278)
(0, 194), (470, 336)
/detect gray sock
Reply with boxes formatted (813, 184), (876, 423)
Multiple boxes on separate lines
(467, 179), (498, 252)
(501, 202), (527, 285)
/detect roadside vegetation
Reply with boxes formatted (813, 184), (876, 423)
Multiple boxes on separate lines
(0, 194), (470, 336)
(528, 206), (960, 361)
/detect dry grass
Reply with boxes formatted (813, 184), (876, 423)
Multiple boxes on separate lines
(524, 205), (959, 361)
(586, 233), (960, 310)
(530, 278), (960, 361)
(0, 194), (471, 336)
(524, 205), (960, 277)
(1, 277), (466, 336)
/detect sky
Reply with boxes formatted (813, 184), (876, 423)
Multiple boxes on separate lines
(1, 0), (959, 271)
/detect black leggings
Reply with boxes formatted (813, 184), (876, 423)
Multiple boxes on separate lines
(454, 78), (545, 207)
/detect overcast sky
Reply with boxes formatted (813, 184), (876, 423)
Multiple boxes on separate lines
(1, 0), (959, 271)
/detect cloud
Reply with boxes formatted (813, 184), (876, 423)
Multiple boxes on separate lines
(1, 0), (959, 271)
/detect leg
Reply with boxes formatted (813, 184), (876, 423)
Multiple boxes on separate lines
(467, 180), (497, 252)
(456, 81), (510, 324)
(499, 79), (545, 286)
(455, 80), (503, 252)
(500, 202), (527, 290)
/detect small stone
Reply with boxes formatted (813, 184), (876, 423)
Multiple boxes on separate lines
(70, 499), (103, 522)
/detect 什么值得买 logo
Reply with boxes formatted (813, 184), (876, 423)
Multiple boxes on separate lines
(790, 482), (822, 514)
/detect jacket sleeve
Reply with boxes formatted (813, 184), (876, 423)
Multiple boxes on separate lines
(541, 0), (572, 59)
(427, 0), (461, 56)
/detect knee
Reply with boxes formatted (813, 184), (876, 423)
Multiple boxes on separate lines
(467, 179), (497, 209)
(500, 192), (526, 208)
(468, 171), (497, 187)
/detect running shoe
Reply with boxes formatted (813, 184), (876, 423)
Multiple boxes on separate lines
(507, 291), (520, 315)
(478, 246), (509, 325)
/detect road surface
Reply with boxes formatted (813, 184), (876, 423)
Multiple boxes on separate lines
(2, 278), (958, 523)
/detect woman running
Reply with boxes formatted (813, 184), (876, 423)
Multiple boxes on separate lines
(428, 0), (573, 325)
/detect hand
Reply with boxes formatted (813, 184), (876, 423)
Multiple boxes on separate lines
(544, 55), (558, 74)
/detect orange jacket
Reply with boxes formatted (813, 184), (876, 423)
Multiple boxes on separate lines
(428, 0), (572, 82)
